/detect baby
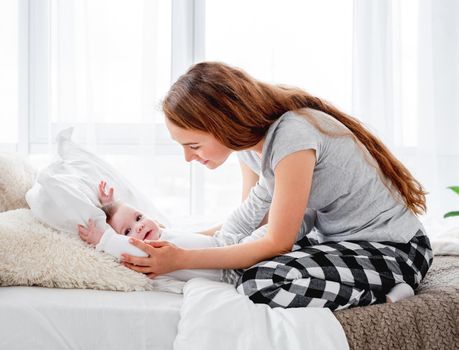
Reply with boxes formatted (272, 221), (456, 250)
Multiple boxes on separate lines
(78, 181), (238, 282)
(78, 180), (165, 247)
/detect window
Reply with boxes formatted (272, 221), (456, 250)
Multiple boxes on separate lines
(202, 0), (354, 220)
(45, 0), (171, 138)
(0, 0), (18, 147)
(399, 0), (418, 147)
(23, 0), (240, 221)
(205, 0), (354, 113)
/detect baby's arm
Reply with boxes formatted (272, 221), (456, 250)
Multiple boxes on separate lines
(98, 180), (114, 206)
(96, 227), (148, 258)
(78, 219), (147, 259)
(78, 218), (104, 247)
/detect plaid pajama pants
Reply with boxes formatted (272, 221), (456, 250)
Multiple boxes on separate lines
(226, 229), (433, 311)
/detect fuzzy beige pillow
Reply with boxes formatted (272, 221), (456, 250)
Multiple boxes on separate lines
(0, 208), (155, 291)
(0, 153), (36, 212)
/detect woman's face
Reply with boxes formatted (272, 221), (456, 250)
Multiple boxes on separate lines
(165, 118), (232, 169)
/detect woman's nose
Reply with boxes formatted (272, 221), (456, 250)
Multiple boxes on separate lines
(184, 149), (194, 162)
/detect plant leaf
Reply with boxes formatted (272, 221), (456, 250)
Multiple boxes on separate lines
(444, 211), (459, 218)
(447, 186), (459, 195)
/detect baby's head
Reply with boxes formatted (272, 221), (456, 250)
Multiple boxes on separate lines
(101, 202), (162, 240)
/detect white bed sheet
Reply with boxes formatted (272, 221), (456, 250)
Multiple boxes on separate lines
(0, 286), (182, 350)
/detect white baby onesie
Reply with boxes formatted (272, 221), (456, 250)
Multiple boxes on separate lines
(96, 227), (225, 282)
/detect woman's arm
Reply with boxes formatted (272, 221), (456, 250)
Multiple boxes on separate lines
(122, 150), (316, 275)
(217, 178), (271, 245)
(183, 149), (316, 268)
(217, 159), (271, 243)
(197, 160), (265, 237)
(266, 149), (315, 252)
(240, 160), (269, 226)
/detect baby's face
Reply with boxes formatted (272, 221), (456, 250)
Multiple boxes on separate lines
(110, 204), (161, 240)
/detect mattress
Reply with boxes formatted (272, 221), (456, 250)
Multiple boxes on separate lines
(0, 287), (183, 350)
(1, 257), (457, 350)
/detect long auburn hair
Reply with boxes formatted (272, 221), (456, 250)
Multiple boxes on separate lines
(163, 62), (427, 215)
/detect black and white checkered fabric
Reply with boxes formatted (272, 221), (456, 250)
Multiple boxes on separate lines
(226, 230), (433, 310)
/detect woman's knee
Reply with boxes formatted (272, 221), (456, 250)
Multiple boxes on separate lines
(236, 266), (273, 296)
(236, 263), (304, 298)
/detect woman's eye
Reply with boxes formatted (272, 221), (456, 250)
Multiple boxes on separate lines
(136, 215), (142, 221)
(124, 228), (131, 236)
(189, 145), (200, 150)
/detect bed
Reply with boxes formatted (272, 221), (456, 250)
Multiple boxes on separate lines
(0, 149), (457, 349)
(0, 286), (182, 349)
(0, 255), (457, 350)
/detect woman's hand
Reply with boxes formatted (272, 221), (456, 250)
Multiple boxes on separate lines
(121, 239), (182, 278)
(78, 218), (105, 247)
(98, 180), (114, 206)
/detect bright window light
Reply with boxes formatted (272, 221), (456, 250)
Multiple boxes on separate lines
(400, 0), (418, 147)
(203, 0), (353, 220)
(0, 0), (18, 144)
(50, 0), (171, 125)
(205, 0), (353, 113)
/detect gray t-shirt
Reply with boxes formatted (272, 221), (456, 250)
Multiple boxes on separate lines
(217, 109), (423, 245)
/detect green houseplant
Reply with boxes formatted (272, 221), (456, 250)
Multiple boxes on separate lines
(444, 186), (459, 218)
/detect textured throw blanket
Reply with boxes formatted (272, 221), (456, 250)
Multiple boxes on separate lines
(334, 256), (459, 350)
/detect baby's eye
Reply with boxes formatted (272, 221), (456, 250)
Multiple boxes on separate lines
(124, 228), (131, 236)
(189, 145), (200, 150)
(136, 214), (142, 221)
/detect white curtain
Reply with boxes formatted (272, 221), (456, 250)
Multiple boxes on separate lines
(45, 0), (459, 220)
(45, 0), (194, 218)
(48, 0), (168, 151)
(353, 0), (459, 219)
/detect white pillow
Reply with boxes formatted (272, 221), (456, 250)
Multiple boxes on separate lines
(25, 127), (170, 235)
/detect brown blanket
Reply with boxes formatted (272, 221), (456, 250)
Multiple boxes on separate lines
(334, 256), (459, 350)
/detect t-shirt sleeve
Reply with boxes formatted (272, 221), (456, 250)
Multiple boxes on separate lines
(270, 117), (322, 171)
(237, 151), (261, 175)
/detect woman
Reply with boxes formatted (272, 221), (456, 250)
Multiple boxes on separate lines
(121, 62), (433, 310)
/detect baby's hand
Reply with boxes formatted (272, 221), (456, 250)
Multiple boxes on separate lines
(78, 218), (105, 247)
(98, 180), (114, 206)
